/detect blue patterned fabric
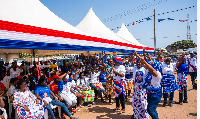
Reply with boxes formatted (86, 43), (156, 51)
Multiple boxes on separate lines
(178, 63), (188, 76)
(132, 69), (149, 119)
(142, 72), (152, 89)
(113, 79), (126, 98)
(146, 59), (152, 65)
(142, 72), (162, 98)
(162, 74), (178, 93)
(152, 60), (162, 73)
(125, 65), (133, 79)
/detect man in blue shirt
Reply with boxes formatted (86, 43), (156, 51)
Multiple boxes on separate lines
(35, 78), (79, 119)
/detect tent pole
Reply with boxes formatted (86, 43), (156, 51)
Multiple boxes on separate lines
(33, 49), (35, 62)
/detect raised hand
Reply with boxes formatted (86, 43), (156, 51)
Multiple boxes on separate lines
(158, 50), (163, 55)
(102, 51), (105, 57)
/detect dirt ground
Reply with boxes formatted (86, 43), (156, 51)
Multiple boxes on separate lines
(71, 74), (197, 119)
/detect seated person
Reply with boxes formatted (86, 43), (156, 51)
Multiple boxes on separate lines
(66, 72), (84, 107)
(35, 78), (79, 119)
(8, 78), (19, 103)
(0, 96), (6, 119)
(90, 65), (106, 102)
(77, 72), (95, 105)
(58, 71), (78, 112)
(13, 80), (44, 119)
(50, 75), (59, 95)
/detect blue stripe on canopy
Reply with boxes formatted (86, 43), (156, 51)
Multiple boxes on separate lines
(0, 39), (154, 54)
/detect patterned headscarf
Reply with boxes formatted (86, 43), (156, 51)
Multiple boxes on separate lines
(151, 60), (162, 73)
(113, 57), (122, 65)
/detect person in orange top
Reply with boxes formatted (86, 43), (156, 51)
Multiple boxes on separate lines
(50, 75), (59, 95)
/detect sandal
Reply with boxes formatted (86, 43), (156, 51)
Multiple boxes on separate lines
(72, 109), (77, 113)
(62, 114), (68, 119)
(117, 110), (125, 114)
(113, 108), (120, 111)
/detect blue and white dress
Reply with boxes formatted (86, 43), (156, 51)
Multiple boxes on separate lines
(125, 64), (133, 90)
(113, 65), (126, 98)
(177, 63), (188, 92)
(131, 67), (149, 119)
(161, 63), (178, 93)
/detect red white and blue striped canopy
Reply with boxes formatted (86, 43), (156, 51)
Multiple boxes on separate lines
(0, 0), (154, 54)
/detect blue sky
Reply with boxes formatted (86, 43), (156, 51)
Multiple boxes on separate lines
(40, 0), (197, 49)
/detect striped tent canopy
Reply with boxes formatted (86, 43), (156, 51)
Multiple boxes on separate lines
(0, 0), (154, 54)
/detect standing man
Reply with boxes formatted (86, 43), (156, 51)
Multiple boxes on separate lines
(188, 51), (197, 89)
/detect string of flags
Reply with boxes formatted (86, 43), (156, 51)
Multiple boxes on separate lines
(111, 5), (195, 30)
(158, 19), (197, 22)
(135, 34), (197, 41)
(103, 0), (168, 23)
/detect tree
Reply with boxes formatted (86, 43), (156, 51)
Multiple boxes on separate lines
(165, 40), (197, 52)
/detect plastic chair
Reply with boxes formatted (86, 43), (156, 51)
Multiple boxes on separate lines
(15, 108), (18, 119)
(44, 105), (61, 119)
(7, 95), (13, 119)
(0, 107), (7, 119)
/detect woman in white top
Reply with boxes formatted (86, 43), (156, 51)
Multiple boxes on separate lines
(161, 56), (178, 107)
(9, 63), (23, 79)
(112, 57), (126, 114)
(126, 58), (149, 119)
(89, 65), (106, 102)
(135, 51), (162, 119)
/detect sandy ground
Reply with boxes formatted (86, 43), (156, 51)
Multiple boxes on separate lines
(70, 74), (197, 119)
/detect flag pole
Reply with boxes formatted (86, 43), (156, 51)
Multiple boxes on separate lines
(154, 9), (156, 55)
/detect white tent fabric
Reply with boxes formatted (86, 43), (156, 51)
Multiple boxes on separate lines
(116, 23), (146, 47)
(0, 0), (86, 35)
(76, 8), (139, 46)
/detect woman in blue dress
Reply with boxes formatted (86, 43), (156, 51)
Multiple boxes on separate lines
(176, 53), (188, 104)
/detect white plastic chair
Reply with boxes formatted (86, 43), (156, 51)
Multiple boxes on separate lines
(15, 108), (18, 119)
(0, 107), (7, 119)
(44, 105), (61, 119)
(7, 95), (13, 119)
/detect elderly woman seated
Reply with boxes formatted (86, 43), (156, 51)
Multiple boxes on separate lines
(13, 80), (44, 119)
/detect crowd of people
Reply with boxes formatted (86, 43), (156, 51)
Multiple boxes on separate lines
(0, 49), (197, 119)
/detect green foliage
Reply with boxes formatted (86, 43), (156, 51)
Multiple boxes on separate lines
(19, 53), (33, 58)
(166, 40), (197, 52)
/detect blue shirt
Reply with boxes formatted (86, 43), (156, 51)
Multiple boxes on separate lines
(178, 63), (188, 76)
(125, 65), (133, 79)
(57, 79), (68, 92)
(31, 76), (38, 84)
(35, 85), (52, 99)
(99, 71), (107, 82)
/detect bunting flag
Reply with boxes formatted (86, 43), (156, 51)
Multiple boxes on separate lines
(167, 18), (174, 20)
(103, 0), (168, 23)
(145, 17), (152, 21)
(111, 5), (195, 30)
(179, 20), (187, 22)
(158, 19), (166, 22)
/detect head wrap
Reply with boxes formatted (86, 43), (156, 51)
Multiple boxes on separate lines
(152, 60), (162, 72)
(113, 57), (122, 65)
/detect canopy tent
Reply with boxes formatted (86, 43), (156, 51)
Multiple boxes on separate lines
(0, 0), (154, 55)
(116, 23), (146, 47)
(76, 8), (153, 53)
